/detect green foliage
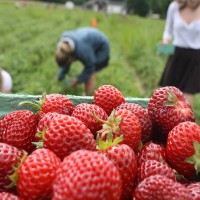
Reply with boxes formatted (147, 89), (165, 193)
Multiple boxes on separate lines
(133, 0), (149, 16)
(125, 0), (171, 18)
(0, 2), (199, 124)
(149, 0), (171, 18)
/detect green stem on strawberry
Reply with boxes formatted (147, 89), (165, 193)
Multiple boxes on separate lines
(18, 92), (47, 114)
(8, 150), (28, 188)
(138, 141), (143, 151)
(92, 110), (112, 127)
(97, 131), (123, 151)
(185, 140), (200, 174)
(163, 90), (178, 107)
(32, 129), (46, 148)
(92, 109), (122, 136)
(92, 110), (123, 151)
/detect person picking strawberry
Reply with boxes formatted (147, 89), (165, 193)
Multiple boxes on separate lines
(55, 27), (110, 96)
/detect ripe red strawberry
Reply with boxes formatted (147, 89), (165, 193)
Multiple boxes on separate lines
(116, 103), (153, 144)
(52, 150), (122, 200)
(72, 103), (107, 136)
(137, 142), (166, 166)
(133, 175), (193, 200)
(36, 114), (97, 160)
(97, 109), (141, 151)
(16, 148), (61, 200)
(0, 192), (24, 200)
(137, 160), (176, 183)
(166, 121), (200, 178)
(101, 144), (137, 200)
(36, 112), (63, 138)
(148, 86), (195, 143)
(19, 93), (74, 120)
(0, 110), (37, 153)
(187, 182), (200, 200)
(0, 143), (24, 192)
(93, 84), (125, 115)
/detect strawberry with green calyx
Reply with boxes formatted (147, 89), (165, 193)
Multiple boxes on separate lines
(72, 103), (108, 136)
(35, 112), (64, 143)
(0, 110), (37, 153)
(0, 143), (26, 193)
(92, 109), (141, 151)
(148, 86), (195, 144)
(19, 92), (74, 120)
(8, 151), (28, 189)
(97, 132), (137, 200)
(16, 148), (61, 200)
(186, 141), (200, 173)
(166, 121), (200, 178)
(116, 103), (153, 145)
(34, 114), (97, 160)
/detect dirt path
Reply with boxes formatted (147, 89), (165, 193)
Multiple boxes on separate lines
(126, 60), (146, 96)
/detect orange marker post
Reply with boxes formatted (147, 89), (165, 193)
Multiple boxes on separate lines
(92, 18), (97, 28)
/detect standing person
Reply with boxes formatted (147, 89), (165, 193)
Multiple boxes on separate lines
(159, 0), (200, 105)
(0, 67), (13, 93)
(55, 27), (110, 96)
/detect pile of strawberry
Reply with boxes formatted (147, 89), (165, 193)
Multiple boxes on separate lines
(0, 85), (200, 200)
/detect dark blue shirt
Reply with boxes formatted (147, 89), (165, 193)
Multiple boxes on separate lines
(59, 27), (110, 83)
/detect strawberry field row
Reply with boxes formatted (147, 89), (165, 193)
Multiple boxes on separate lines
(0, 1), (199, 124)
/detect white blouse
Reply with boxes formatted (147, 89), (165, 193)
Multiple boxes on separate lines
(163, 1), (200, 49)
(1, 70), (12, 93)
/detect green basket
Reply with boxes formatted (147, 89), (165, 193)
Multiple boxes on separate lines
(156, 43), (175, 56)
(0, 93), (150, 119)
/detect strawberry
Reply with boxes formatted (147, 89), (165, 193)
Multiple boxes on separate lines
(36, 112), (63, 139)
(133, 175), (193, 200)
(36, 114), (97, 160)
(116, 102), (153, 144)
(0, 192), (24, 200)
(0, 110), (37, 153)
(148, 86), (195, 143)
(72, 103), (107, 136)
(187, 182), (200, 200)
(137, 160), (176, 183)
(96, 109), (141, 151)
(52, 150), (122, 200)
(16, 148), (61, 200)
(100, 144), (137, 200)
(166, 121), (200, 178)
(93, 84), (125, 115)
(0, 143), (24, 192)
(137, 142), (166, 166)
(19, 93), (74, 120)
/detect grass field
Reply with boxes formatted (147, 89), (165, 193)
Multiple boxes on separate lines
(0, 1), (200, 124)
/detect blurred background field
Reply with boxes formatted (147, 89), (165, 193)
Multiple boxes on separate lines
(0, 1), (199, 124)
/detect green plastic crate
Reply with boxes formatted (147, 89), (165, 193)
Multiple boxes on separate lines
(0, 93), (149, 118)
(156, 43), (175, 55)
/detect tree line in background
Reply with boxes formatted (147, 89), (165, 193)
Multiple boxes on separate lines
(35, 0), (171, 18)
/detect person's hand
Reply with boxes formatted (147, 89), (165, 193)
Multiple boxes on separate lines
(69, 78), (78, 88)
(162, 39), (170, 45)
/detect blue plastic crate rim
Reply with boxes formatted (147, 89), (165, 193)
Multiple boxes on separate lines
(0, 93), (150, 118)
